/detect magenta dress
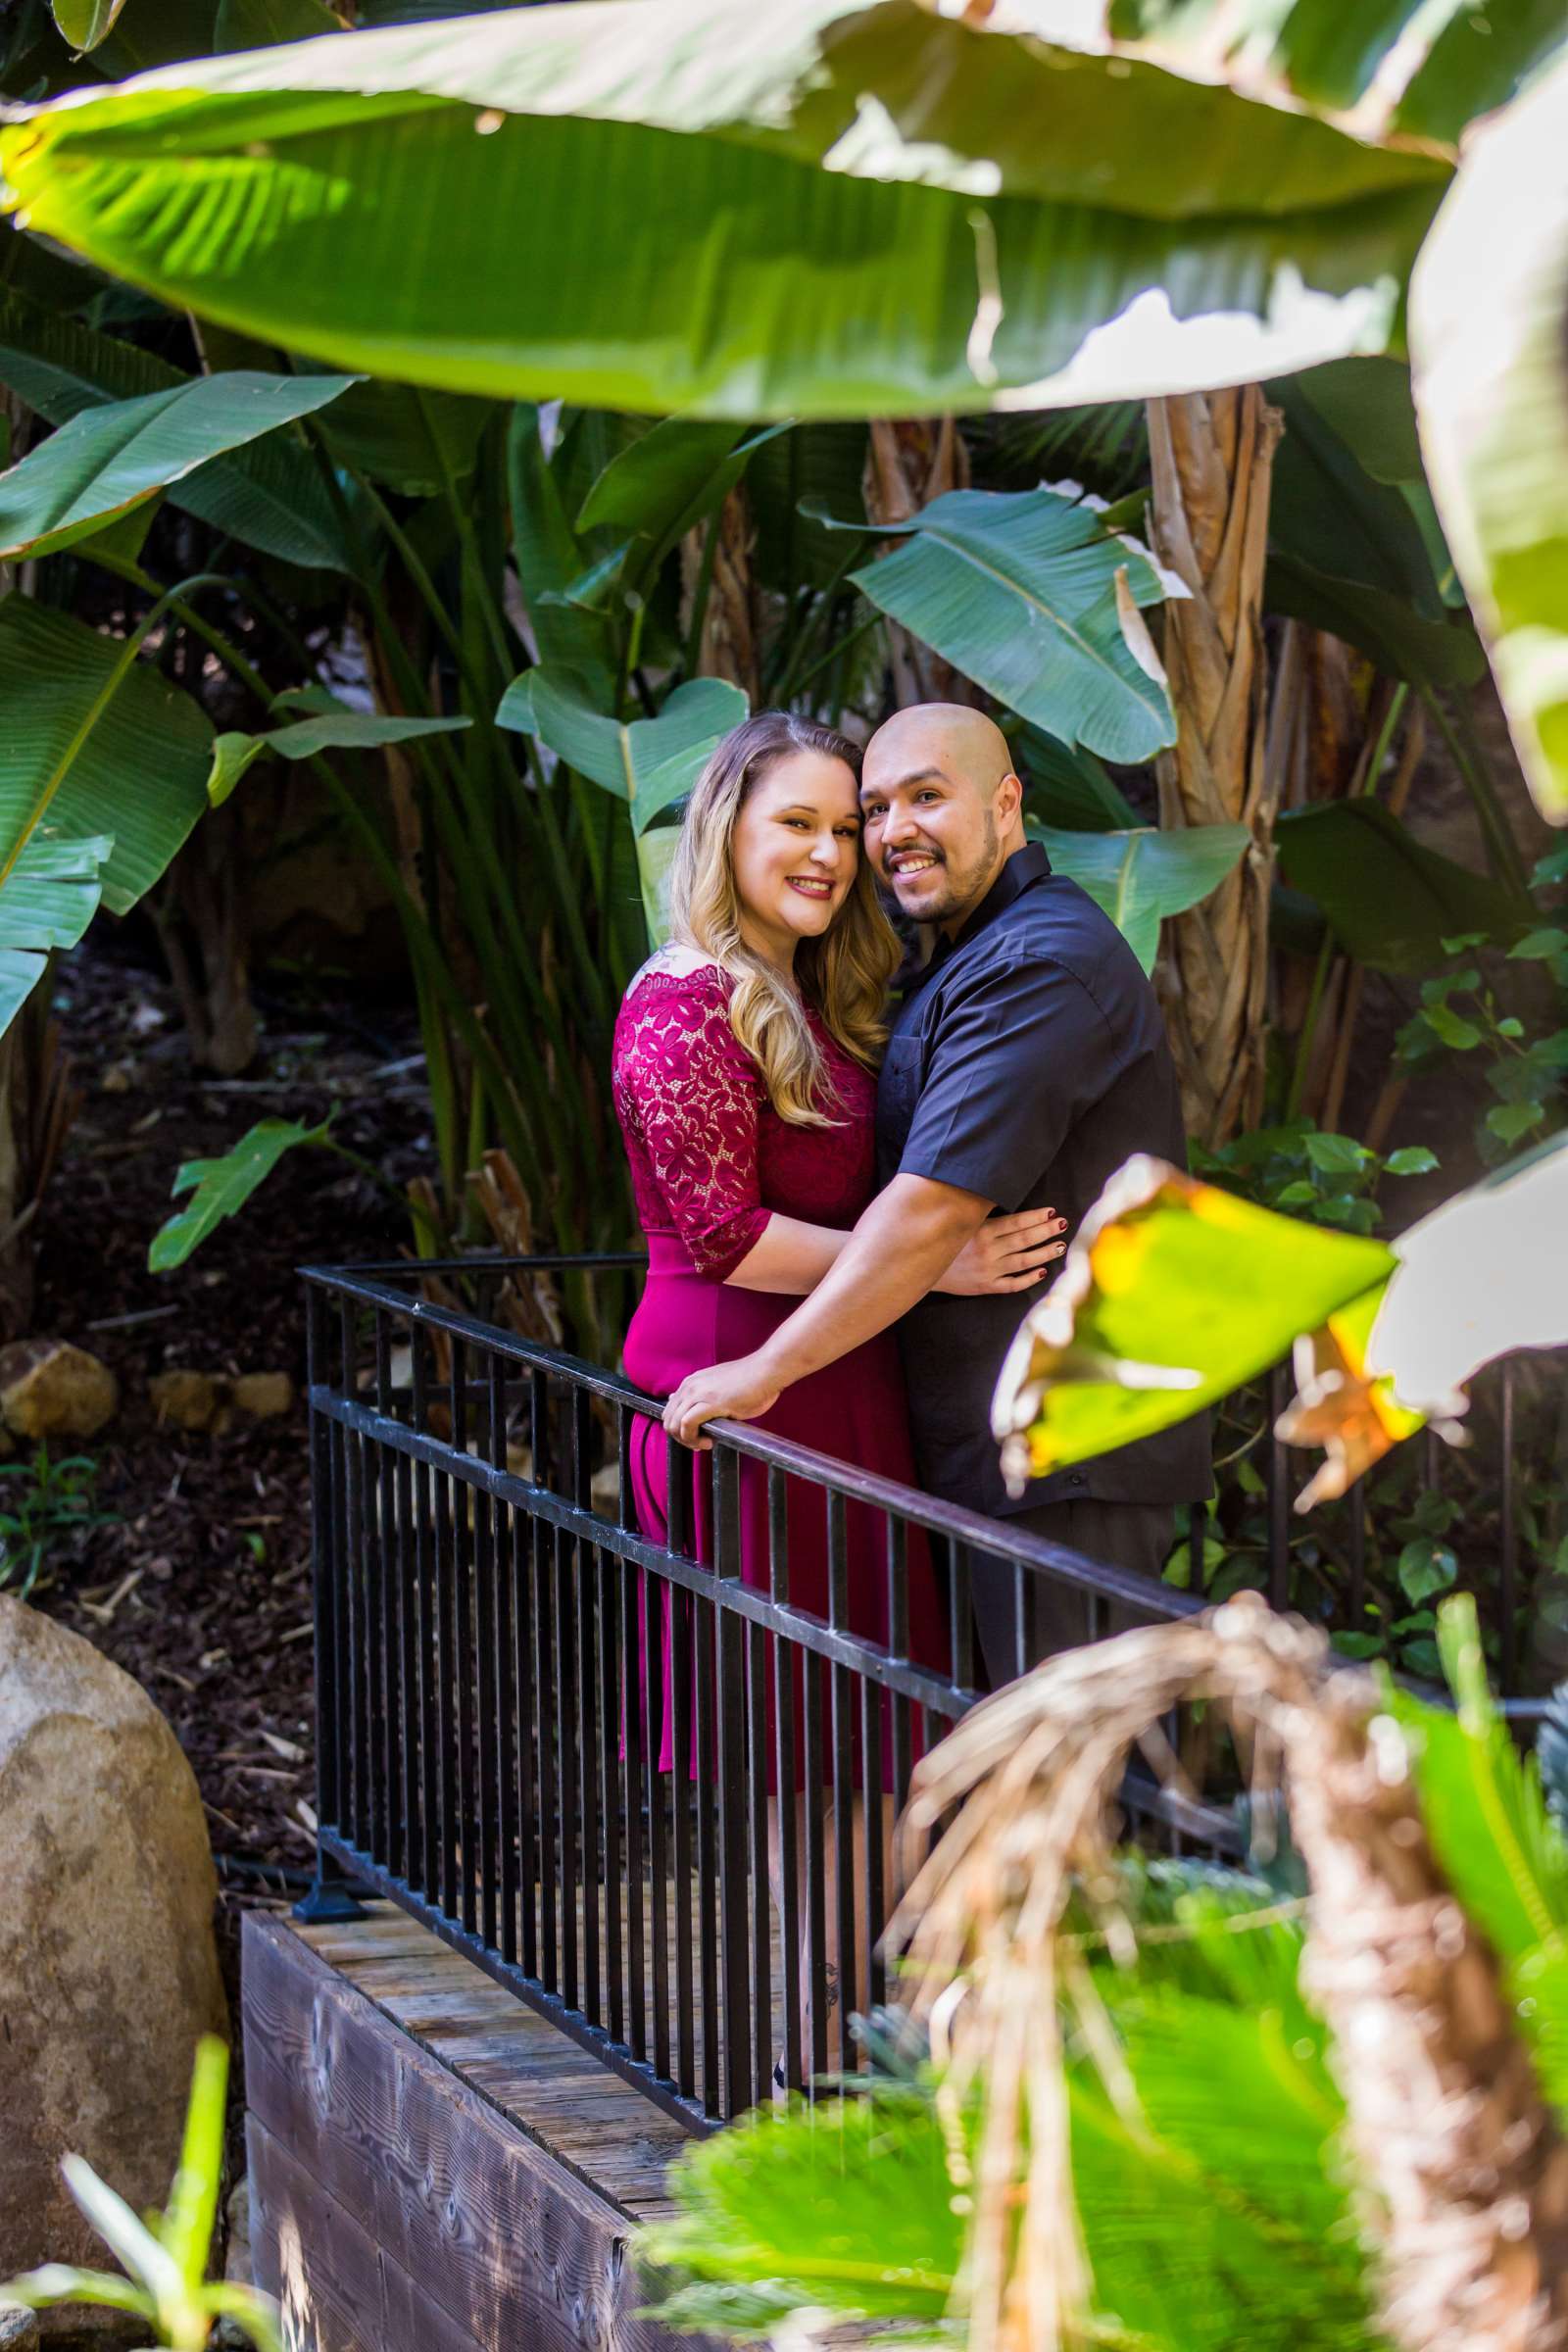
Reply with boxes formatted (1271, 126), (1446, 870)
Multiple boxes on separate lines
(612, 962), (947, 1776)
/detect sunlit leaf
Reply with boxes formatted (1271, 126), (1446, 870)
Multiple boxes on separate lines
(0, 2), (1447, 418)
(992, 1156), (1396, 1489)
(49, 0), (131, 56)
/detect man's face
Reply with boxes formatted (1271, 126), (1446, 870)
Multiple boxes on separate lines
(859, 758), (1001, 928)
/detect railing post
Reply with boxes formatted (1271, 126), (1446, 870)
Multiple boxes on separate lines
(296, 1279), (365, 1925)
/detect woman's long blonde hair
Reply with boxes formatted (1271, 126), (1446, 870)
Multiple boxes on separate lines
(666, 712), (900, 1126)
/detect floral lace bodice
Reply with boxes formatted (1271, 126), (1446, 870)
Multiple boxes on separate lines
(612, 963), (878, 1279)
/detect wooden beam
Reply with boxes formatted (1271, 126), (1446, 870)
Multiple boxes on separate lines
(242, 1915), (695, 2352)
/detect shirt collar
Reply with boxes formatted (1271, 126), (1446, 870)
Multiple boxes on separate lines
(949, 840), (1053, 955)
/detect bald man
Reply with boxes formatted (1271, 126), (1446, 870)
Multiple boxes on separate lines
(664, 704), (1210, 1681)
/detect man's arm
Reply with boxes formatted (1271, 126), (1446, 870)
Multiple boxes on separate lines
(662, 1173), (992, 1445)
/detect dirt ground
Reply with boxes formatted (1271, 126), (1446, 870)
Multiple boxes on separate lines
(24, 929), (436, 2189)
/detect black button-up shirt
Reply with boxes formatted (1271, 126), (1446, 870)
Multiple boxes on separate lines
(876, 842), (1212, 1519)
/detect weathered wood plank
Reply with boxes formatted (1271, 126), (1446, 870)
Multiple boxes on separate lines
(249, 2114), (487, 2352)
(242, 1915), (688, 2352)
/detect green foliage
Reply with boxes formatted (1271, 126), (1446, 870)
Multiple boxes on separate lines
(1396, 852), (1568, 1166)
(642, 1859), (1378, 2352)
(0, 2034), (281, 2352)
(149, 1114), (334, 1273)
(836, 484), (1177, 762)
(1393, 1594), (1568, 2109)
(640, 2089), (963, 2338)
(0, 1), (1447, 418)
(207, 693), (472, 808)
(996, 1160), (1396, 1485)
(1276, 797), (1530, 975)
(0, 1444), (115, 1600)
(1192, 1118), (1439, 1239)
(1410, 48), (1568, 824)
(1032, 818), (1249, 974)
(0, 369), (356, 560)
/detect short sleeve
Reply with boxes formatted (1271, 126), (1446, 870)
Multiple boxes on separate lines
(614, 975), (773, 1280)
(897, 952), (1129, 1208)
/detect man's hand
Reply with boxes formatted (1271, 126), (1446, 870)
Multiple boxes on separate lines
(662, 1353), (781, 1449)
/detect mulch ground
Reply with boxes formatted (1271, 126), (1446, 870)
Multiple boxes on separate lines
(24, 929), (436, 2186)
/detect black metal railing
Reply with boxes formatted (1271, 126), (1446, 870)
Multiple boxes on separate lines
(298, 1254), (1563, 2134)
(298, 1253), (1227, 2133)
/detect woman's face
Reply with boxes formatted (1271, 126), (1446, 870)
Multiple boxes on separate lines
(729, 751), (861, 965)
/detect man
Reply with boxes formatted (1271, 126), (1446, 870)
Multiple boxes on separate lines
(664, 703), (1211, 1682)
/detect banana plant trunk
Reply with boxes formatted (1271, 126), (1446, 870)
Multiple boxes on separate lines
(1148, 386), (1283, 1147)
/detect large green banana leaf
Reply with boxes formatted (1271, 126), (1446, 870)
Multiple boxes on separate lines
(0, 593), (211, 916)
(1105, 0), (1566, 147)
(1275, 800), (1529, 971)
(0, 289), (353, 569)
(496, 668), (747, 834)
(1410, 50), (1568, 827)
(1034, 819), (1250, 972)
(0, 368), (355, 560)
(838, 486), (1176, 762)
(0, 0), (1449, 416)
(1016, 722), (1137, 833)
(0, 833), (114, 1033)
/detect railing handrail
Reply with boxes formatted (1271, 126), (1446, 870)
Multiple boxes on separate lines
(301, 1256), (1204, 1626)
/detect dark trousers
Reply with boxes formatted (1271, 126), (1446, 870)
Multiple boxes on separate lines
(969, 1497), (1176, 1691)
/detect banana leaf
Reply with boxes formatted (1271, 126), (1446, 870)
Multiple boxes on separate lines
(496, 668), (747, 834)
(1034, 819), (1249, 971)
(207, 691), (471, 806)
(1410, 48), (1568, 826)
(1106, 0), (1567, 147)
(50, 0), (130, 54)
(0, 592), (211, 917)
(0, 368), (355, 560)
(0, 288), (353, 569)
(836, 485), (1176, 762)
(0, 833), (113, 1032)
(1016, 722), (1137, 833)
(1275, 799), (1529, 970)
(149, 1115), (331, 1272)
(0, 1), (1448, 417)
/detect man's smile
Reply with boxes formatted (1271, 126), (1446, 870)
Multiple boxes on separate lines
(888, 849), (943, 875)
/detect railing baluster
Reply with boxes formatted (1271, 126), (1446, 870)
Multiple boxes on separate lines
(450, 1334), (477, 1936)
(617, 1405), (644, 2061)
(531, 1368), (559, 1988)
(514, 1484), (537, 1979)
(771, 1468), (801, 2097)
(861, 1666), (885, 2017)
(803, 1638), (828, 2096)
(338, 1297), (368, 1850)
(646, 1531), (670, 2084)
(713, 1446), (751, 2117)
(373, 1308), (396, 1872)
(411, 1326), (437, 1902)
(476, 1345), (504, 1955)
(572, 1388), (601, 2031)
(306, 1287), (340, 1839)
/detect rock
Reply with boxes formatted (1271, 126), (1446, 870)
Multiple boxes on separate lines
(0, 1600), (228, 2327)
(0, 2308), (40, 2348)
(229, 1372), (293, 1421)
(0, 1344), (118, 1443)
(148, 1370), (219, 1433)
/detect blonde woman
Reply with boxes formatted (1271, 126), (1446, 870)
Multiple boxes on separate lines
(611, 712), (1063, 2056)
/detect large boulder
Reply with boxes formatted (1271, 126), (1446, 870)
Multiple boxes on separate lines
(0, 1599), (228, 2328)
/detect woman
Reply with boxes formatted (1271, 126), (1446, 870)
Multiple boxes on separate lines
(612, 711), (1064, 2061)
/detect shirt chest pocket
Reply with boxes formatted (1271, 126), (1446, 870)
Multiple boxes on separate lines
(879, 1031), (925, 1132)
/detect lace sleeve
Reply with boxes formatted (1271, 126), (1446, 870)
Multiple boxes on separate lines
(615, 974), (773, 1280)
